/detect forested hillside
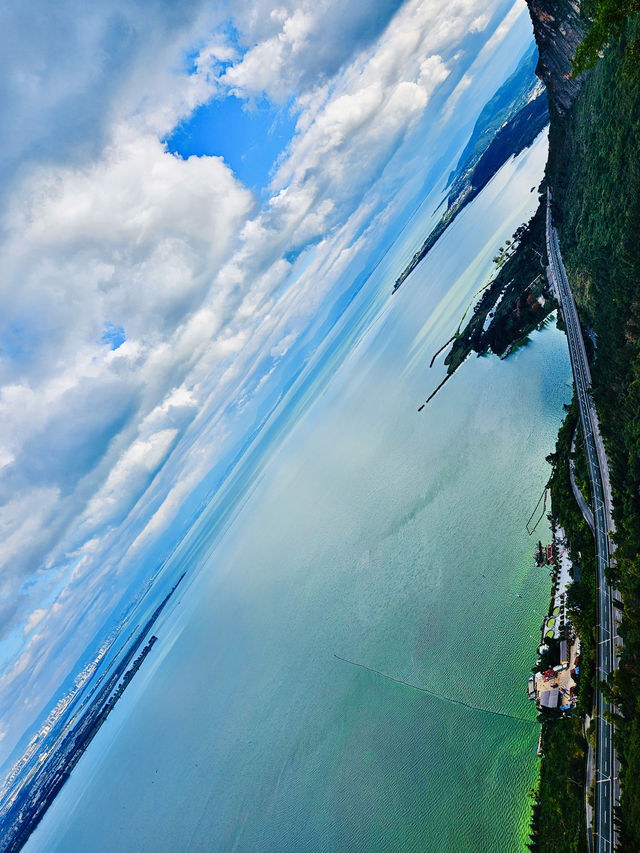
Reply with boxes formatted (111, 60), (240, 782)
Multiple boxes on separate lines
(538, 4), (640, 848)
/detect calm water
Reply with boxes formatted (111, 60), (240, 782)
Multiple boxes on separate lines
(28, 133), (571, 852)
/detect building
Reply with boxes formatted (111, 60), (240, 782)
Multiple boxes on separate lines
(539, 687), (559, 709)
(560, 639), (568, 665)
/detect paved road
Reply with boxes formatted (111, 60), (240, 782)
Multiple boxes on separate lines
(569, 430), (595, 533)
(546, 190), (619, 852)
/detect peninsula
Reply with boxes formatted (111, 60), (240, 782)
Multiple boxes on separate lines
(392, 43), (549, 294)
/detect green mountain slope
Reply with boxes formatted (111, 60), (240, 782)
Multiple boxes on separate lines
(392, 44), (548, 294)
(545, 15), (640, 849)
(447, 41), (541, 198)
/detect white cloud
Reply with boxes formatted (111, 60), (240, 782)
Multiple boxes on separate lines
(481, 0), (528, 56)
(0, 0), (521, 770)
(221, 8), (315, 100)
(440, 72), (474, 122)
(471, 13), (491, 33)
(3, 133), (253, 361)
(217, 0), (406, 102)
(82, 428), (179, 529)
(0, 131), (254, 654)
(23, 610), (47, 637)
(0, 1), (223, 202)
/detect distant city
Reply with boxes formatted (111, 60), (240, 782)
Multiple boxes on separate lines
(0, 574), (184, 853)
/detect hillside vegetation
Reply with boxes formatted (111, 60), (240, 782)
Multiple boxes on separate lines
(546, 9), (640, 849)
(447, 43), (541, 199)
(442, 198), (551, 376)
(392, 46), (547, 293)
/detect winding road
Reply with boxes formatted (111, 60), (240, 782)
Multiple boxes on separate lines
(545, 190), (619, 852)
(569, 429), (595, 533)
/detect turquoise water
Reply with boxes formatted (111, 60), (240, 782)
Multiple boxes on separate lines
(28, 134), (572, 852)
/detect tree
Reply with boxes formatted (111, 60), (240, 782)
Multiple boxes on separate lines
(573, 0), (640, 74)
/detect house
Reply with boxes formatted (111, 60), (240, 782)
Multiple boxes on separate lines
(539, 687), (559, 709)
(560, 639), (568, 665)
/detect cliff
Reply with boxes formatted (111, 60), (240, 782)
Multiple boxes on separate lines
(527, 0), (587, 115)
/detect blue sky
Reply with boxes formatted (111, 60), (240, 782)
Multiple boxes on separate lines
(0, 0), (534, 771)
(166, 94), (297, 190)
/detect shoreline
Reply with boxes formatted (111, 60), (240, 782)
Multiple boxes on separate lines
(527, 397), (595, 853)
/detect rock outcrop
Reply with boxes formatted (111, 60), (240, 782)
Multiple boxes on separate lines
(526, 0), (587, 115)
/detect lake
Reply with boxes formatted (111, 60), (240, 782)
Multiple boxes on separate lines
(28, 131), (572, 853)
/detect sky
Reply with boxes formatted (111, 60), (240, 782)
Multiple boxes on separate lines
(0, 0), (535, 771)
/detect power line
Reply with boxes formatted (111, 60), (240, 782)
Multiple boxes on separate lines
(526, 486), (548, 535)
(334, 654), (538, 725)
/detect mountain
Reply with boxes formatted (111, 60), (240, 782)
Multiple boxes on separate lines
(392, 43), (548, 294)
(446, 41), (542, 200)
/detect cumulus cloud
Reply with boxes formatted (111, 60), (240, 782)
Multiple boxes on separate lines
(0, 1), (220, 198)
(2, 133), (253, 369)
(0, 0), (519, 769)
(219, 0), (406, 102)
(0, 129), (254, 637)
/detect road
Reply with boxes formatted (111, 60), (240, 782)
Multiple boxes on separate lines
(546, 190), (619, 852)
(569, 429), (595, 533)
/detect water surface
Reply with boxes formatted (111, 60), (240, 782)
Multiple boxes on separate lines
(29, 133), (571, 853)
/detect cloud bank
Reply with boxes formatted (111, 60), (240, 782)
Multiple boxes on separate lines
(0, 0), (525, 766)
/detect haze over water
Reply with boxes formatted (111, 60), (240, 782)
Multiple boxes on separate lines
(29, 132), (571, 852)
